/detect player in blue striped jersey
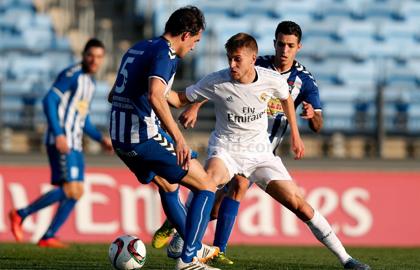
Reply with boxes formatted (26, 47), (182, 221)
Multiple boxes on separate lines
(108, 6), (220, 270)
(9, 39), (113, 248)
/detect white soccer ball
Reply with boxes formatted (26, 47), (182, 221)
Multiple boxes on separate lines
(108, 235), (147, 270)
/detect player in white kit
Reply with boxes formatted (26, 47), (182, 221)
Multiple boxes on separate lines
(166, 32), (370, 270)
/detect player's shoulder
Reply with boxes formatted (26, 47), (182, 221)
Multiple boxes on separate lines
(150, 37), (177, 60)
(292, 61), (317, 86)
(256, 65), (284, 81)
(59, 63), (82, 80)
(200, 68), (231, 86)
(256, 55), (275, 70)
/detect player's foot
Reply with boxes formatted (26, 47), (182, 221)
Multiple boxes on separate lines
(37, 237), (69, 248)
(152, 219), (175, 248)
(209, 251), (234, 265)
(9, 209), (24, 242)
(196, 244), (220, 263)
(167, 232), (184, 259)
(344, 258), (371, 270)
(175, 257), (221, 270)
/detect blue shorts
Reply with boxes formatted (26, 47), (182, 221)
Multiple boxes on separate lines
(114, 129), (198, 185)
(46, 145), (84, 185)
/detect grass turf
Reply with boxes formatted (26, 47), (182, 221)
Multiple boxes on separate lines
(0, 243), (419, 270)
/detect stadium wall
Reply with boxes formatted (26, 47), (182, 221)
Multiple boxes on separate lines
(0, 165), (419, 246)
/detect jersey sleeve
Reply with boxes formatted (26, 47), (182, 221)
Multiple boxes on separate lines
(185, 73), (218, 102)
(273, 76), (290, 100)
(302, 78), (322, 110)
(149, 48), (177, 84)
(51, 70), (77, 95)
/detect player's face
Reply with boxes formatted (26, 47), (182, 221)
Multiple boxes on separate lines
(274, 33), (301, 68)
(178, 30), (202, 58)
(82, 46), (105, 74)
(227, 47), (256, 83)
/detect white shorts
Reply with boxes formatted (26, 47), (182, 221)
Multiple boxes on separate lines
(207, 146), (292, 190)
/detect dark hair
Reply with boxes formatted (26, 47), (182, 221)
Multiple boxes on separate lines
(225, 32), (258, 54)
(83, 38), (105, 54)
(164, 6), (205, 36)
(275, 21), (302, 43)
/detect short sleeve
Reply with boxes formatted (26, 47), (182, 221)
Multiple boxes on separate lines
(52, 70), (77, 95)
(302, 78), (322, 110)
(149, 48), (177, 84)
(185, 73), (219, 102)
(273, 76), (290, 100)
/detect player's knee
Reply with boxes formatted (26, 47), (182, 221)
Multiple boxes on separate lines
(229, 177), (249, 201)
(63, 182), (83, 200)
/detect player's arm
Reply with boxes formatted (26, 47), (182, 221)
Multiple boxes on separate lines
(166, 90), (191, 108)
(42, 88), (69, 154)
(301, 101), (323, 133)
(178, 99), (208, 128)
(149, 78), (190, 169)
(280, 95), (304, 159)
(84, 115), (113, 152)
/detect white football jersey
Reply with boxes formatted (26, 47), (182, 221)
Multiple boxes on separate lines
(186, 66), (289, 155)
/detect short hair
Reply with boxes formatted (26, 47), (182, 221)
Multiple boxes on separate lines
(275, 21), (302, 43)
(164, 6), (205, 36)
(225, 33), (258, 54)
(83, 38), (105, 54)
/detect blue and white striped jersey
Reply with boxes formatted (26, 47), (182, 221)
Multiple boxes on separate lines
(43, 63), (101, 151)
(109, 37), (178, 147)
(256, 56), (322, 151)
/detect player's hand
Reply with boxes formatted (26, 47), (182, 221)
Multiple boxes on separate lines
(291, 135), (305, 160)
(101, 137), (114, 153)
(178, 105), (199, 129)
(300, 101), (314, 119)
(175, 138), (191, 170)
(55, 135), (70, 154)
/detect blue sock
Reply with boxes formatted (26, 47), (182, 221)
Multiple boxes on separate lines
(17, 187), (66, 220)
(41, 197), (77, 240)
(213, 197), (240, 253)
(159, 188), (187, 239)
(181, 190), (215, 263)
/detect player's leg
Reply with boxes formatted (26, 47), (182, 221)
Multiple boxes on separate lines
(211, 175), (250, 265)
(38, 149), (85, 248)
(152, 176), (181, 248)
(251, 156), (370, 269)
(9, 145), (69, 242)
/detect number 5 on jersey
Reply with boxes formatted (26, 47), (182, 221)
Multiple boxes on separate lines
(115, 57), (134, 94)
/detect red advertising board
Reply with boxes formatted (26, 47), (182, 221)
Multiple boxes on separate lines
(1, 165), (419, 246)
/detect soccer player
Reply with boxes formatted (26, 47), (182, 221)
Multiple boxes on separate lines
(153, 21), (324, 259)
(108, 6), (220, 270)
(164, 32), (370, 270)
(9, 38), (113, 248)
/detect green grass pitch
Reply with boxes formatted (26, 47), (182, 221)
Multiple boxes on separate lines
(1, 243), (420, 269)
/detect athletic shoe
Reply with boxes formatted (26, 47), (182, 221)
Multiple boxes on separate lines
(167, 232), (184, 259)
(152, 219), (175, 248)
(210, 252), (234, 265)
(175, 257), (221, 270)
(9, 209), (23, 242)
(196, 244), (220, 263)
(37, 237), (69, 248)
(344, 258), (371, 270)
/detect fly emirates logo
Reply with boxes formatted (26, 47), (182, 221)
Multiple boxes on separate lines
(227, 107), (265, 123)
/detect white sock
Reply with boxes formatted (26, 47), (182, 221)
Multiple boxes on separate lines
(306, 210), (351, 265)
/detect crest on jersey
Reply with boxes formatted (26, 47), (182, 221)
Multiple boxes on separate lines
(76, 100), (89, 116)
(259, 92), (270, 102)
(267, 98), (283, 117)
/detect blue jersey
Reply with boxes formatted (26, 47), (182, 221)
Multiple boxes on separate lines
(43, 64), (102, 152)
(255, 56), (322, 150)
(109, 37), (179, 147)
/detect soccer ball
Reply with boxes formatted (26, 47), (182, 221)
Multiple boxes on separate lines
(108, 235), (146, 270)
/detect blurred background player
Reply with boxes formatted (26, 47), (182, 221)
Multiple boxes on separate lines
(108, 6), (221, 270)
(9, 38), (113, 248)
